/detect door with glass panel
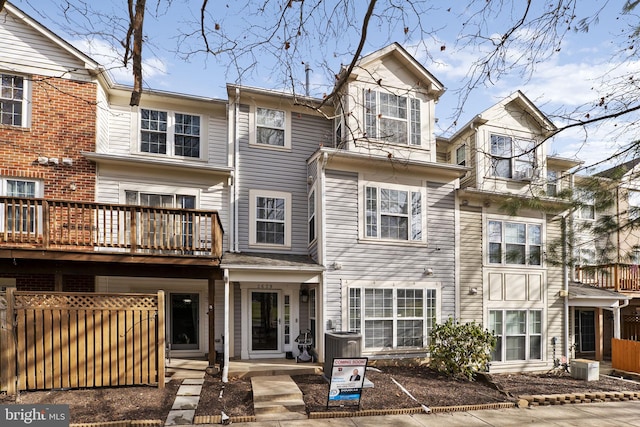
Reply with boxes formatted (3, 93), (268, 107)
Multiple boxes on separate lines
(170, 293), (199, 350)
(250, 291), (281, 352)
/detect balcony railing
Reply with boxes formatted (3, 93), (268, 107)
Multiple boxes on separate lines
(575, 263), (640, 292)
(0, 197), (223, 258)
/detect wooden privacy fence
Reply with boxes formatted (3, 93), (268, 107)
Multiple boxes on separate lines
(612, 338), (640, 374)
(623, 314), (640, 341)
(0, 289), (165, 394)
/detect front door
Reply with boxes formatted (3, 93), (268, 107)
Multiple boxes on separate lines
(575, 309), (595, 353)
(251, 291), (281, 352)
(170, 293), (199, 350)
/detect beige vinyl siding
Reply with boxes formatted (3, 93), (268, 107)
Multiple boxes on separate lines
(323, 170), (458, 331)
(545, 215), (565, 362)
(459, 205), (483, 323)
(0, 8), (92, 81)
(460, 134), (476, 189)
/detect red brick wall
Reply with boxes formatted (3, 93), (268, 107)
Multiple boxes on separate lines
(0, 75), (96, 200)
(0, 274), (96, 292)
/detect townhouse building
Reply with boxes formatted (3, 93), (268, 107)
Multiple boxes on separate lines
(4, 1), (635, 382)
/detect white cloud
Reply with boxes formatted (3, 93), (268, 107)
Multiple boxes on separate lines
(70, 38), (168, 86)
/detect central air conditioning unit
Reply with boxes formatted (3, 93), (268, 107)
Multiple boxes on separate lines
(570, 359), (599, 381)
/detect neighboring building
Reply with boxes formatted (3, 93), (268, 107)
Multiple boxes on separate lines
(572, 159), (640, 360)
(0, 3), (225, 365)
(441, 92), (585, 372)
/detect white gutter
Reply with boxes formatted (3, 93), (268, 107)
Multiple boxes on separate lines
(222, 268), (230, 382)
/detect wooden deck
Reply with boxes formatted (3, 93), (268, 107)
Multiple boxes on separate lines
(0, 196), (223, 261)
(576, 263), (640, 293)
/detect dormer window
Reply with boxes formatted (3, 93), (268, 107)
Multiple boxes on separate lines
(364, 90), (421, 146)
(490, 134), (534, 179)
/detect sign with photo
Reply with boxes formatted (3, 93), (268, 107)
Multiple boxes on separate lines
(327, 357), (368, 407)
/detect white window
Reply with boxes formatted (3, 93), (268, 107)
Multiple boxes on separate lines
(140, 109), (201, 158)
(348, 285), (438, 351)
(1, 73), (27, 127)
(364, 184), (424, 242)
(547, 170), (558, 196)
(364, 90), (421, 146)
(257, 107), (285, 147)
(249, 190), (291, 247)
(490, 309), (542, 362)
(490, 134), (535, 179)
(125, 191), (196, 251)
(456, 145), (466, 166)
(308, 189), (316, 244)
(575, 188), (595, 220)
(5, 179), (38, 233)
(629, 190), (640, 221)
(488, 220), (542, 265)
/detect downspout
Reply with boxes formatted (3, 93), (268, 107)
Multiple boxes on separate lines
(222, 268), (230, 382)
(613, 298), (629, 339)
(562, 214), (570, 363)
(233, 87), (240, 253)
(319, 151), (328, 359)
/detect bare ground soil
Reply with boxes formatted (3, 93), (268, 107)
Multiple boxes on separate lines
(3, 366), (640, 424)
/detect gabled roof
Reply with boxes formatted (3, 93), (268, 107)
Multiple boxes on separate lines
(447, 90), (556, 142)
(596, 157), (640, 180)
(4, 2), (101, 73)
(350, 42), (446, 99)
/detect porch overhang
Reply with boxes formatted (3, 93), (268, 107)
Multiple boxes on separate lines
(567, 282), (630, 309)
(221, 252), (323, 283)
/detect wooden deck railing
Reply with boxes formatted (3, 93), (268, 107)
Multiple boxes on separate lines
(0, 197), (223, 258)
(575, 263), (640, 292)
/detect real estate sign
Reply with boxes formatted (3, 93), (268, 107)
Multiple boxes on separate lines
(327, 357), (368, 407)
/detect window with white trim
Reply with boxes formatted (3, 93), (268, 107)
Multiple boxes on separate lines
(140, 109), (201, 158)
(456, 145), (466, 166)
(490, 309), (542, 362)
(629, 190), (640, 221)
(365, 184), (424, 242)
(490, 134), (535, 179)
(257, 107), (285, 146)
(364, 90), (421, 146)
(348, 286), (437, 351)
(1, 73), (26, 127)
(575, 188), (595, 220)
(249, 190), (291, 247)
(308, 189), (316, 244)
(547, 170), (558, 196)
(125, 191), (196, 250)
(5, 179), (38, 233)
(488, 220), (542, 265)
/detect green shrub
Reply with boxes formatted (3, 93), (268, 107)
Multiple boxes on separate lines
(428, 318), (496, 381)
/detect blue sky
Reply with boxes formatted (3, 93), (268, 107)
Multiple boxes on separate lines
(14, 0), (639, 171)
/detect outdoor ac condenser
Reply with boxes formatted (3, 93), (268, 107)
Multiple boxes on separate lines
(570, 359), (599, 381)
